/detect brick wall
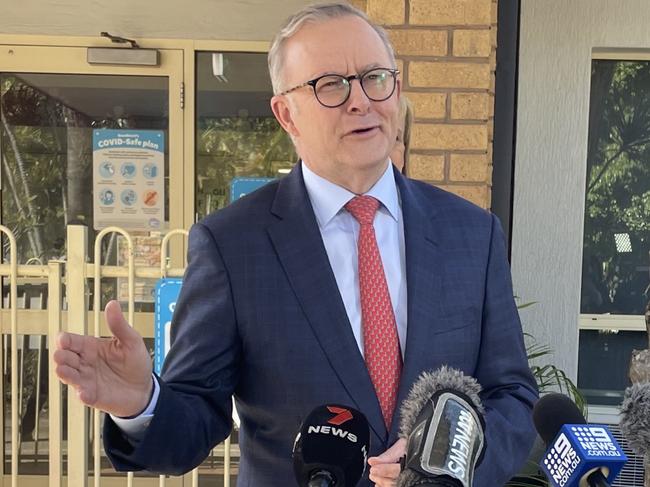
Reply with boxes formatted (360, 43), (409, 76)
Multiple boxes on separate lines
(353, 0), (497, 209)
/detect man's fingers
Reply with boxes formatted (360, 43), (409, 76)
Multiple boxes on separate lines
(368, 438), (407, 465)
(76, 387), (98, 406)
(59, 374), (97, 407)
(55, 363), (81, 386)
(370, 463), (401, 478)
(52, 348), (81, 370)
(104, 300), (137, 344)
(367, 438), (406, 486)
(368, 470), (397, 487)
(56, 331), (86, 354)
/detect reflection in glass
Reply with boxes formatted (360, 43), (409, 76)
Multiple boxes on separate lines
(580, 61), (650, 316)
(579, 60), (650, 406)
(0, 73), (169, 264)
(578, 330), (647, 406)
(195, 52), (295, 218)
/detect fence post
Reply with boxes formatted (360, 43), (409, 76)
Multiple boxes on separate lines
(66, 224), (89, 487)
(0, 225), (18, 487)
(48, 260), (64, 487)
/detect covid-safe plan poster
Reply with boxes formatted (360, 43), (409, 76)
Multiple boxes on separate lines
(93, 129), (165, 231)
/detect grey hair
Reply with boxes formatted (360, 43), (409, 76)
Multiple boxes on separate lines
(268, 2), (397, 94)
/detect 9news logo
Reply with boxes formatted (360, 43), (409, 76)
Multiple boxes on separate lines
(543, 433), (581, 487)
(571, 426), (622, 457)
(542, 425), (625, 486)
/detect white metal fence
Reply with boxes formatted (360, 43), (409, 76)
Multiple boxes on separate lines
(0, 224), (237, 487)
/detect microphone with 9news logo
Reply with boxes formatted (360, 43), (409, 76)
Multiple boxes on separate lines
(293, 404), (370, 487)
(533, 393), (626, 487)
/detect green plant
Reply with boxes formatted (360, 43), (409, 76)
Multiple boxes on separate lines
(524, 332), (588, 418)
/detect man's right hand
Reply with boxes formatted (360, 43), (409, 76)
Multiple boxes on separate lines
(53, 300), (154, 418)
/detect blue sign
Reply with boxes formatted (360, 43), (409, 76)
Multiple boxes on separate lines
(154, 278), (183, 374)
(540, 424), (626, 486)
(93, 129), (164, 153)
(230, 177), (274, 203)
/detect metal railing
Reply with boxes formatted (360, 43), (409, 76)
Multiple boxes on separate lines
(0, 224), (237, 486)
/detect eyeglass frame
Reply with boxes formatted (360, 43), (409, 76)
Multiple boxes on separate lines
(277, 67), (400, 108)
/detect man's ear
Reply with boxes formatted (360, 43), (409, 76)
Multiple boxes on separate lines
(271, 95), (300, 138)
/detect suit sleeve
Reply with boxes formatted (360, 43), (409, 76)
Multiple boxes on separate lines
(103, 222), (240, 475)
(473, 214), (539, 486)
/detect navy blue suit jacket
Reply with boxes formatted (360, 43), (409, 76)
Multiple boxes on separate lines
(104, 163), (538, 486)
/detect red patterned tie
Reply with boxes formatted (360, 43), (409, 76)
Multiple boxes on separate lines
(345, 195), (402, 429)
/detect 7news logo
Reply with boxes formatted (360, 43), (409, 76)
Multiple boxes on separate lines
(327, 406), (353, 426)
(307, 406), (358, 443)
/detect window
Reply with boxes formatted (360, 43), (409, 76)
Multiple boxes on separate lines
(578, 59), (650, 405)
(1, 73), (169, 263)
(195, 52), (295, 219)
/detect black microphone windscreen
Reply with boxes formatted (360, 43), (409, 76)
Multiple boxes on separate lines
(398, 367), (485, 487)
(399, 366), (483, 440)
(397, 469), (458, 487)
(293, 404), (370, 487)
(532, 393), (586, 446)
(620, 382), (650, 455)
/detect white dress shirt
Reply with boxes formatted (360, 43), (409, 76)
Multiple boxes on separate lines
(113, 160), (408, 437)
(301, 161), (407, 357)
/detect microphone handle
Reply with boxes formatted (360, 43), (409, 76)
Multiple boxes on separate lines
(586, 469), (611, 487)
(307, 470), (335, 487)
(407, 476), (462, 487)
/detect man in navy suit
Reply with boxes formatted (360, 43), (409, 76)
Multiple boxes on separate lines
(54, 3), (538, 486)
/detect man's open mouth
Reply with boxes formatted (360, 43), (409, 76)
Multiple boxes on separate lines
(349, 126), (378, 135)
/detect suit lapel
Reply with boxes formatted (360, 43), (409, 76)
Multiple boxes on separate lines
(267, 164), (387, 441)
(389, 171), (444, 440)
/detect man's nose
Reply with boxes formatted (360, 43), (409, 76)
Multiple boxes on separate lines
(346, 79), (371, 113)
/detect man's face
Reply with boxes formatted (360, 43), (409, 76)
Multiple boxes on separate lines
(271, 15), (401, 190)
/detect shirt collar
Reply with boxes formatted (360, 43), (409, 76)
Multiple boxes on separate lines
(301, 160), (400, 229)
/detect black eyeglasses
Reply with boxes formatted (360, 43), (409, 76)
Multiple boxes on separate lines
(278, 67), (399, 108)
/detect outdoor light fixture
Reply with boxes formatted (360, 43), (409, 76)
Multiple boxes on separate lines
(87, 32), (159, 66)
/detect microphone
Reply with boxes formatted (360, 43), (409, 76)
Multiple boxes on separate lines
(533, 393), (627, 487)
(620, 382), (650, 456)
(397, 366), (486, 487)
(293, 404), (370, 487)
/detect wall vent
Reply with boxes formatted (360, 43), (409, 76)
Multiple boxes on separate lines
(609, 424), (645, 486)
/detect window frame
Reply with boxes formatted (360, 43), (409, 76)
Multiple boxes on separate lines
(578, 49), (650, 333)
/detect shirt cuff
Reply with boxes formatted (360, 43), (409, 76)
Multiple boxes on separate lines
(110, 374), (160, 441)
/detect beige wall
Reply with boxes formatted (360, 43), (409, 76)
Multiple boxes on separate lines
(513, 0), (650, 380)
(1, 0), (312, 41)
(358, 0), (497, 209)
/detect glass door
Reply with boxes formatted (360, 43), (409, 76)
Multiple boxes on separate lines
(0, 45), (184, 261)
(0, 43), (184, 485)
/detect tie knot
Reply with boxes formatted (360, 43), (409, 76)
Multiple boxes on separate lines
(345, 195), (380, 225)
